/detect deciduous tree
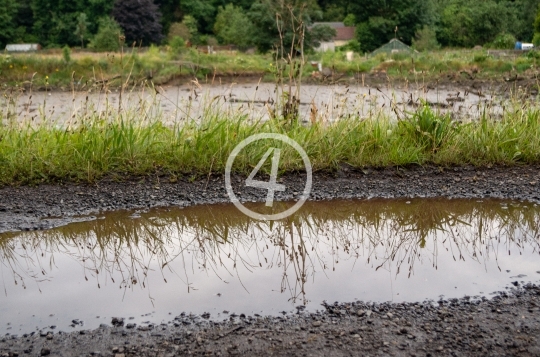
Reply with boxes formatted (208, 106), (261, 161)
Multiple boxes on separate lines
(214, 4), (254, 48)
(248, 0), (323, 53)
(0, 0), (17, 48)
(112, 0), (163, 46)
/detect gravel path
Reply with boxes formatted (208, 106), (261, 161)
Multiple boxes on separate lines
(1, 164), (540, 356)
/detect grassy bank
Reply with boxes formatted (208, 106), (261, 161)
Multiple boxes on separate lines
(0, 94), (539, 185)
(1, 47), (539, 89)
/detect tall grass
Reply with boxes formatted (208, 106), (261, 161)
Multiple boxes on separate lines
(0, 91), (540, 185)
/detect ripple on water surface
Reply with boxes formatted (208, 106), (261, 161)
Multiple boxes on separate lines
(0, 198), (539, 334)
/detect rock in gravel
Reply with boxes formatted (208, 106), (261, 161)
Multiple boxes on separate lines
(312, 321), (322, 327)
(365, 310), (372, 318)
(40, 348), (51, 356)
(111, 317), (124, 326)
(357, 310), (366, 317)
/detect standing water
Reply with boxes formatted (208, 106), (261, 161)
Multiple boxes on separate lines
(0, 198), (539, 334)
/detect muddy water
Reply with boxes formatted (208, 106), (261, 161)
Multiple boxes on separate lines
(1, 198), (539, 335)
(5, 82), (505, 125)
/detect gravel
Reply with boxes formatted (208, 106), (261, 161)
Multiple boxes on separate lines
(1, 165), (539, 233)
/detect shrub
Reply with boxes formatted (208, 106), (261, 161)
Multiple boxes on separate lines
(489, 33), (516, 49)
(170, 36), (185, 54)
(412, 26), (439, 52)
(168, 22), (191, 42)
(339, 39), (361, 53)
(533, 33), (540, 47)
(89, 17), (123, 52)
(62, 46), (71, 64)
(473, 54), (488, 63)
(343, 14), (356, 27)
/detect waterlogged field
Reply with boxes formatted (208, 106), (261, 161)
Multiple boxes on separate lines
(3, 82), (508, 125)
(0, 198), (539, 334)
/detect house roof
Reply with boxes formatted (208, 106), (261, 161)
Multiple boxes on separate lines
(335, 27), (355, 41)
(310, 22), (355, 42)
(312, 22), (345, 29)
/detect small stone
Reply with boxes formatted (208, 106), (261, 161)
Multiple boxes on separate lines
(115, 354), (125, 357)
(46, 334), (53, 340)
(312, 321), (322, 327)
(383, 341), (390, 346)
(111, 317), (124, 326)
(365, 310), (372, 318)
(387, 313), (393, 319)
(356, 310), (366, 317)
(40, 348), (51, 356)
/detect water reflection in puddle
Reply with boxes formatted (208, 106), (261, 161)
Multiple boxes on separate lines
(1, 198), (539, 334)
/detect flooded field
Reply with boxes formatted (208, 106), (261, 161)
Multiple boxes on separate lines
(4, 82), (510, 125)
(1, 198), (539, 335)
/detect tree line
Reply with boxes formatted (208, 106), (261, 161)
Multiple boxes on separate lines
(1, 0), (539, 52)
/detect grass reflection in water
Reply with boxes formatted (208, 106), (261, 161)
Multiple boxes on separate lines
(0, 198), (539, 306)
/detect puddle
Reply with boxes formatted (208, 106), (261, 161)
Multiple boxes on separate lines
(1, 198), (539, 334)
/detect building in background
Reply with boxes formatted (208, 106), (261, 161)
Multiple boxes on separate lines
(311, 22), (355, 52)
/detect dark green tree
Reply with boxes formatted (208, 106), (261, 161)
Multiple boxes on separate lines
(309, 24), (336, 48)
(30, 0), (113, 47)
(507, 0), (537, 41)
(534, 3), (540, 45)
(248, 0), (323, 53)
(74, 12), (89, 48)
(179, 0), (216, 33)
(154, 0), (183, 37)
(352, 0), (434, 52)
(437, 0), (515, 47)
(12, 0), (36, 43)
(0, 0), (17, 48)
